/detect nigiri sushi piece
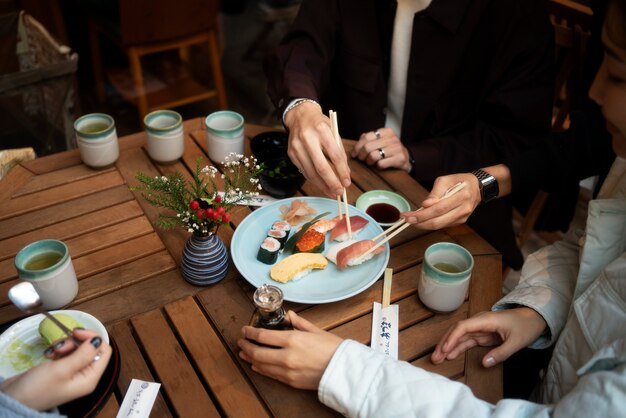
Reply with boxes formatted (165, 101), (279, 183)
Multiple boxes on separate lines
(311, 216), (340, 234)
(336, 240), (384, 270)
(329, 216), (369, 242)
(324, 240), (356, 265)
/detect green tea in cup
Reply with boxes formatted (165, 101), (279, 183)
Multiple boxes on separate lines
(24, 251), (63, 270)
(15, 239), (78, 309)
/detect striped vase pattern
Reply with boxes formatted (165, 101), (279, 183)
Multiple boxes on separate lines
(181, 233), (229, 285)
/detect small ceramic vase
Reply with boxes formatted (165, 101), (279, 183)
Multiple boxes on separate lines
(180, 234), (229, 285)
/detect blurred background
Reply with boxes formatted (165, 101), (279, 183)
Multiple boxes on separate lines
(0, 0), (297, 157)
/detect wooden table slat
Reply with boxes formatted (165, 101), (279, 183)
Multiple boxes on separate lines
(0, 185), (135, 240)
(131, 308), (221, 417)
(109, 321), (173, 417)
(0, 200), (145, 262)
(165, 296), (271, 418)
(0, 170), (126, 221)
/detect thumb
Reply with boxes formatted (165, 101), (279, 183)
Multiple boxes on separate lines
(482, 342), (518, 368)
(288, 311), (319, 333)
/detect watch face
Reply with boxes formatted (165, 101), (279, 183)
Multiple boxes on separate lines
(472, 170), (498, 203)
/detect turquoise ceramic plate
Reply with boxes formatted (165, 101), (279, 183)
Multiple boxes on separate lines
(231, 197), (390, 303)
(355, 190), (411, 227)
(0, 310), (109, 378)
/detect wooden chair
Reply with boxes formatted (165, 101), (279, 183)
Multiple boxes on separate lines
(87, 0), (228, 121)
(514, 0), (592, 248)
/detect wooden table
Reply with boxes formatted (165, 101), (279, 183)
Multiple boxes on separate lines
(0, 118), (503, 416)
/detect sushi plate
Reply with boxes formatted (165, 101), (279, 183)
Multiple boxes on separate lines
(231, 197), (390, 303)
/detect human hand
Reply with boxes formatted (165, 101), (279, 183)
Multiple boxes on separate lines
(402, 173), (480, 230)
(0, 329), (112, 411)
(431, 308), (547, 368)
(351, 128), (412, 172)
(284, 102), (351, 197)
(238, 311), (343, 390)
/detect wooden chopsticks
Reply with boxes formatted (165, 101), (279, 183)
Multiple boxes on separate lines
(382, 268), (393, 308)
(329, 110), (352, 239)
(359, 181), (467, 261)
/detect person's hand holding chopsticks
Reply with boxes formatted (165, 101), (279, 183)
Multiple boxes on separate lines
(402, 165), (510, 230)
(283, 100), (352, 197)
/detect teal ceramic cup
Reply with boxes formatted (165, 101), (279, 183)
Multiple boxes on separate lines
(144, 110), (184, 164)
(74, 113), (119, 168)
(205, 111), (245, 163)
(14, 240), (78, 309)
(418, 242), (474, 312)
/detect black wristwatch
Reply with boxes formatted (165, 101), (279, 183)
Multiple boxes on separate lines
(472, 169), (499, 203)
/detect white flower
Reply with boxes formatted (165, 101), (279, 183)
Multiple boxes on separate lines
(188, 228), (194, 233)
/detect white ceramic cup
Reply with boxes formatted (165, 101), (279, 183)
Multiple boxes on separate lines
(144, 110), (184, 164)
(418, 242), (474, 313)
(74, 113), (119, 168)
(14, 239), (79, 310)
(205, 110), (245, 163)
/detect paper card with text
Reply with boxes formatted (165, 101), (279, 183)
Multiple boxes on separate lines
(371, 301), (399, 360)
(116, 379), (161, 418)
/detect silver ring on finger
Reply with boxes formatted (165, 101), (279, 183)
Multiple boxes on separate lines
(378, 148), (385, 159)
(93, 351), (102, 362)
(374, 130), (381, 139)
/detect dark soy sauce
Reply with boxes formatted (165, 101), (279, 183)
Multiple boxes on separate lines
(366, 203), (400, 224)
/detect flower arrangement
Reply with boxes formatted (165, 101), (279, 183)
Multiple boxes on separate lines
(132, 153), (262, 236)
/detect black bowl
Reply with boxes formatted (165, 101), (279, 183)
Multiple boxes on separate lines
(259, 157), (305, 199)
(250, 131), (289, 162)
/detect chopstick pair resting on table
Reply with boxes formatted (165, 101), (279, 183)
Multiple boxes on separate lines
(357, 181), (467, 262)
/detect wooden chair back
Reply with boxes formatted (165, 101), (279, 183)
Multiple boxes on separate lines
(118, 0), (220, 45)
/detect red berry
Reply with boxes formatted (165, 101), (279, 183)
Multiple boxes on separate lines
(196, 209), (205, 219)
(190, 200), (200, 210)
(206, 208), (214, 217)
(214, 195), (222, 203)
(212, 211), (220, 220)
(217, 206), (225, 215)
(222, 212), (231, 223)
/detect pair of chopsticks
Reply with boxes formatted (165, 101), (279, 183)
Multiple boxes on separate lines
(382, 268), (393, 308)
(358, 181), (467, 262)
(329, 110), (353, 240)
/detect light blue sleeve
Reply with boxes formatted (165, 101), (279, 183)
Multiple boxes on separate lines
(0, 378), (65, 418)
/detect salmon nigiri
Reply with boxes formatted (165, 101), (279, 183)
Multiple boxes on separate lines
(336, 239), (384, 270)
(329, 215), (369, 242)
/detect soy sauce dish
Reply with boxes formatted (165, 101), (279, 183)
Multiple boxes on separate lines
(355, 190), (411, 227)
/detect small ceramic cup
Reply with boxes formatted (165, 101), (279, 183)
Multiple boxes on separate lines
(418, 242), (474, 313)
(14, 239), (79, 310)
(74, 113), (119, 168)
(205, 111), (245, 163)
(144, 110), (184, 164)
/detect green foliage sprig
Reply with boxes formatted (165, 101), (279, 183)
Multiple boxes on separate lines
(132, 154), (262, 236)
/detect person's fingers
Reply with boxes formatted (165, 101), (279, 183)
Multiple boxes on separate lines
(481, 340), (520, 367)
(287, 311), (319, 333)
(438, 313), (496, 354)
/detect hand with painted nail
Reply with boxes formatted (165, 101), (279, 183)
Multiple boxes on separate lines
(431, 308), (546, 368)
(237, 311), (342, 390)
(0, 329), (111, 412)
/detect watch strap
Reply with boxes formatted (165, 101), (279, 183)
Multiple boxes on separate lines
(472, 169), (499, 203)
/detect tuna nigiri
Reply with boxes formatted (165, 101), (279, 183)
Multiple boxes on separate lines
(336, 240), (384, 270)
(329, 215), (369, 242)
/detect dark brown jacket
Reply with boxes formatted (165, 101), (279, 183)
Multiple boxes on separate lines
(266, 0), (554, 269)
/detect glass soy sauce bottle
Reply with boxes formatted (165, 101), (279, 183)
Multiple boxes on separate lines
(249, 284), (293, 330)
